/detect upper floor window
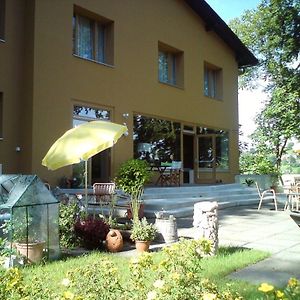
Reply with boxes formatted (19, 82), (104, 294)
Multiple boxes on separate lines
(73, 6), (114, 65)
(158, 42), (184, 88)
(0, 0), (5, 41)
(204, 63), (222, 100)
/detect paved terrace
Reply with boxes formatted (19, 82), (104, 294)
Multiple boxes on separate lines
(177, 204), (300, 287)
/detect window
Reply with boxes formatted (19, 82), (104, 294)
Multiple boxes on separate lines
(73, 104), (110, 127)
(0, 93), (3, 138)
(197, 127), (229, 171)
(133, 115), (181, 163)
(158, 42), (184, 87)
(0, 0), (5, 41)
(73, 6), (114, 65)
(72, 104), (112, 184)
(204, 63), (222, 99)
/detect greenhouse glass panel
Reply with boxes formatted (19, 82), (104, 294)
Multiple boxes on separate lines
(0, 175), (60, 264)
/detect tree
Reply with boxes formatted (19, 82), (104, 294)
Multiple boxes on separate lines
(230, 0), (300, 92)
(230, 0), (300, 175)
(252, 87), (300, 171)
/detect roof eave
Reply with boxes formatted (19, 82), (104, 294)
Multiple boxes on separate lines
(185, 0), (258, 68)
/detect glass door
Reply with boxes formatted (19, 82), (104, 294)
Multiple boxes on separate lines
(197, 135), (216, 183)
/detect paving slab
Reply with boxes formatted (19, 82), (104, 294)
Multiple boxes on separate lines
(177, 205), (300, 287)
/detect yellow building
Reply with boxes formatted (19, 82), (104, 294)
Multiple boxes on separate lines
(0, 0), (257, 186)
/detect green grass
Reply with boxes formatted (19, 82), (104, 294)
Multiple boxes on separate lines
(21, 245), (269, 298)
(199, 246), (270, 299)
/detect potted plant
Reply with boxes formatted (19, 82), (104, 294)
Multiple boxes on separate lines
(74, 215), (109, 250)
(3, 216), (45, 264)
(130, 217), (157, 252)
(115, 159), (152, 222)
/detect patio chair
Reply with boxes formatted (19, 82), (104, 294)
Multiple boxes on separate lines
(160, 161), (182, 186)
(92, 182), (116, 205)
(288, 182), (300, 211)
(256, 182), (278, 211)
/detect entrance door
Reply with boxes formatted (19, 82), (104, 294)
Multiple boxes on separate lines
(197, 135), (216, 183)
(183, 134), (195, 184)
(91, 149), (111, 183)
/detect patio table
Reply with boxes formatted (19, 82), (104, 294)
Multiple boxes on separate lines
(149, 165), (170, 186)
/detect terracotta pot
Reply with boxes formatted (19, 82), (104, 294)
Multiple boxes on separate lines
(106, 229), (123, 252)
(135, 240), (150, 252)
(15, 241), (45, 264)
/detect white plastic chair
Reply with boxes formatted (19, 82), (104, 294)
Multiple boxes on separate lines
(256, 182), (277, 211)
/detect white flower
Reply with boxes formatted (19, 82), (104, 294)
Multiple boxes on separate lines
(153, 279), (164, 289)
(61, 278), (71, 287)
(147, 290), (157, 300)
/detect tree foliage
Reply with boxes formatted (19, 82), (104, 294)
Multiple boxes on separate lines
(230, 0), (300, 175)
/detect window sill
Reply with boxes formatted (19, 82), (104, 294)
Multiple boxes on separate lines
(158, 81), (184, 90)
(73, 54), (115, 69)
(204, 95), (223, 101)
(199, 168), (229, 173)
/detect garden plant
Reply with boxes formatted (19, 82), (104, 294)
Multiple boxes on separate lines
(1, 238), (296, 299)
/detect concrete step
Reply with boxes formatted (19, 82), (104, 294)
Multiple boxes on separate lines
(143, 185), (256, 200)
(142, 183), (260, 218)
(144, 198), (259, 218)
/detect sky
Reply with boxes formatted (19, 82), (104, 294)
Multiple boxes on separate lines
(205, 0), (264, 144)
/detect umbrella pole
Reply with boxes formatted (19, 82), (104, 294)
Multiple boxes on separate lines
(85, 160), (88, 212)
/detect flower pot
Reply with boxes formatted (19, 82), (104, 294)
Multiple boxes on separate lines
(15, 241), (45, 264)
(135, 240), (150, 252)
(106, 229), (123, 252)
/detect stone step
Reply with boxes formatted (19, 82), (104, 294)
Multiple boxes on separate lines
(143, 186), (256, 200)
(141, 183), (260, 218)
(144, 198), (259, 218)
(143, 194), (259, 210)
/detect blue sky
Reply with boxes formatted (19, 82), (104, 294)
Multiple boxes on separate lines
(205, 0), (262, 23)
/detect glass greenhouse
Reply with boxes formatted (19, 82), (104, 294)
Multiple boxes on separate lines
(0, 175), (60, 264)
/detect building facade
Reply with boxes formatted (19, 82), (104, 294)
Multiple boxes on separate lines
(0, 0), (257, 186)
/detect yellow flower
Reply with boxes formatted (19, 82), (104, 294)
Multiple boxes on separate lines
(61, 278), (71, 287)
(63, 291), (75, 299)
(153, 279), (164, 289)
(171, 272), (180, 280)
(202, 292), (217, 300)
(288, 278), (298, 287)
(275, 290), (285, 298)
(258, 283), (274, 293)
(147, 290), (157, 300)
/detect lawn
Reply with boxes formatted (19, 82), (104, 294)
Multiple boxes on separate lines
(16, 242), (269, 299)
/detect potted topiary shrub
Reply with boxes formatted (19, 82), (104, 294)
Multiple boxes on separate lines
(130, 217), (157, 252)
(115, 159), (152, 222)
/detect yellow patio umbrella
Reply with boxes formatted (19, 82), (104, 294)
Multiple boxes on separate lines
(42, 120), (128, 207)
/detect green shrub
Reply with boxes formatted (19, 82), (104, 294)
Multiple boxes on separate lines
(59, 202), (80, 248)
(130, 218), (157, 242)
(115, 159), (151, 195)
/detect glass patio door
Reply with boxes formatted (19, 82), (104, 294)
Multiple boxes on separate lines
(197, 135), (216, 183)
